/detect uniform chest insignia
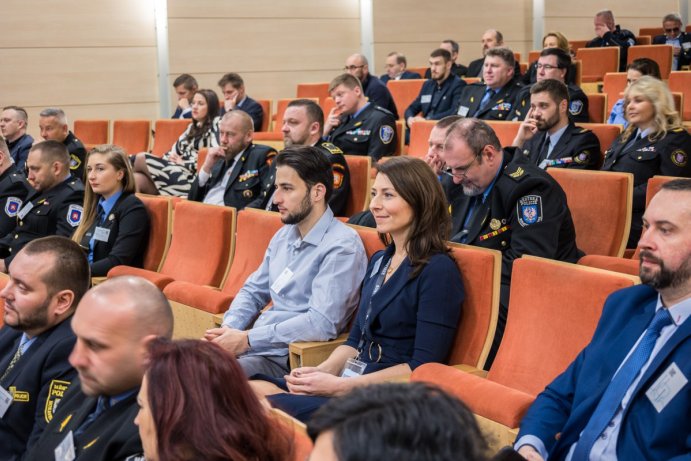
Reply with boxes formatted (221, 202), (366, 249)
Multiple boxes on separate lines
(58, 414), (73, 432)
(490, 218), (501, 230)
(238, 170), (259, 182)
(346, 128), (371, 137)
(5, 197), (22, 217)
(242, 189), (253, 198)
(321, 142), (343, 154)
(353, 121), (363, 128)
(671, 149), (688, 167)
(569, 100), (584, 115)
(479, 225), (510, 241)
(379, 125), (394, 144)
(574, 151), (590, 164)
(493, 102), (512, 111)
(517, 195), (543, 227)
(69, 154), (82, 170)
(509, 167), (524, 178)
(637, 146), (655, 152)
(67, 204), (83, 227)
(9, 387), (29, 402)
(108, 213), (115, 221)
(45, 379), (70, 423)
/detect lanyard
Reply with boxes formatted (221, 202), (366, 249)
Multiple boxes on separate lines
(356, 256), (391, 361)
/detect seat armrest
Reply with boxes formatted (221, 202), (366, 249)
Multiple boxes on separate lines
(289, 334), (349, 369)
(453, 364), (489, 377)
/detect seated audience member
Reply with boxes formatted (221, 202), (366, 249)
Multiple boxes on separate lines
(171, 73), (198, 119)
(72, 145), (150, 277)
(457, 48), (523, 121)
(405, 48), (466, 143)
(188, 110), (276, 209)
(132, 89), (219, 197)
(344, 53), (398, 117)
(218, 72), (264, 131)
(23, 276), (174, 461)
(424, 39), (469, 78)
(254, 156), (464, 422)
(0, 237), (89, 461)
(653, 13), (691, 70)
(0, 137), (31, 238)
(249, 99), (350, 216)
(380, 52), (421, 83)
(586, 9), (636, 71)
(601, 76), (691, 247)
(0, 106), (33, 170)
(511, 48), (589, 123)
(510, 79), (600, 170)
(522, 32), (577, 85)
(516, 179), (691, 461)
(38, 108), (87, 180)
(307, 383), (488, 461)
(324, 73), (398, 161)
(607, 58), (661, 128)
(135, 339), (291, 461)
(467, 30), (521, 78)
(0, 141), (84, 272)
(204, 147), (367, 378)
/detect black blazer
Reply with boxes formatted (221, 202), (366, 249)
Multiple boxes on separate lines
(652, 32), (691, 69)
(0, 165), (32, 240)
(78, 193), (150, 276)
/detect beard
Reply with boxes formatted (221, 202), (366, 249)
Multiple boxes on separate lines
(639, 250), (691, 290)
(536, 111), (560, 131)
(4, 298), (51, 332)
(281, 192), (313, 225)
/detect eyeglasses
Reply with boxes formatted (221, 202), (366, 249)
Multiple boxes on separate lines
(343, 65), (365, 71)
(536, 63), (561, 71)
(665, 27), (681, 34)
(442, 155), (481, 179)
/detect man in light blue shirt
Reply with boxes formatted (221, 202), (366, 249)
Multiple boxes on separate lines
(205, 146), (367, 378)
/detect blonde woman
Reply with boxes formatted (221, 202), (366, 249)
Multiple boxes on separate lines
(523, 31), (576, 85)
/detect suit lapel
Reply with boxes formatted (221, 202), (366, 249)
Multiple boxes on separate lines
(225, 151), (247, 191)
(367, 258), (413, 322)
(465, 199), (491, 243)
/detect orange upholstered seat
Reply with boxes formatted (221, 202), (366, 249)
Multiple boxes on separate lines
(296, 82), (330, 106)
(386, 79), (425, 119)
(408, 120), (436, 159)
(576, 47), (619, 83)
(348, 224), (385, 260)
(668, 71), (691, 121)
(586, 93), (607, 123)
(256, 99), (271, 132)
(485, 121), (521, 148)
(638, 27), (664, 37)
(112, 119), (151, 155)
(577, 123), (621, 161)
(578, 254), (639, 276)
(135, 194), (173, 272)
(627, 45), (673, 78)
(74, 119), (109, 146)
(151, 119), (191, 157)
(343, 155), (371, 217)
(602, 72), (627, 113)
(271, 409), (313, 461)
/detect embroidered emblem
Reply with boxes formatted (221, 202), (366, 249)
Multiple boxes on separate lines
(45, 379), (70, 423)
(517, 195), (543, 227)
(5, 197), (22, 217)
(69, 154), (82, 170)
(67, 205), (83, 227)
(569, 100), (584, 115)
(509, 167), (524, 178)
(9, 387), (29, 402)
(242, 189), (253, 198)
(379, 125), (394, 144)
(238, 170), (259, 182)
(574, 151), (590, 164)
(490, 218), (501, 230)
(671, 149), (687, 167)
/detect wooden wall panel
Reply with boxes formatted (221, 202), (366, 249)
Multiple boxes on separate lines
(168, 0), (359, 19)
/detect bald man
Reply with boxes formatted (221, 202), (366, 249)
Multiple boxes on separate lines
(344, 53), (398, 117)
(23, 276), (174, 461)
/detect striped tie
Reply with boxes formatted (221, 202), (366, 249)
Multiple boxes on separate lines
(0, 345), (23, 383)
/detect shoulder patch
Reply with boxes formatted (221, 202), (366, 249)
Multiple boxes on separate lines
(569, 100), (584, 116)
(517, 195), (543, 227)
(671, 149), (687, 167)
(321, 142), (343, 155)
(69, 154), (82, 171)
(45, 379), (70, 423)
(379, 125), (395, 144)
(506, 165), (526, 180)
(574, 151), (591, 164)
(5, 197), (22, 217)
(67, 204), (83, 227)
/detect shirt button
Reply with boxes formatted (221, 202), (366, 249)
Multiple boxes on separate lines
(14, 234), (18, 239)
(601, 433), (607, 440)
(608, 421), (615, 427)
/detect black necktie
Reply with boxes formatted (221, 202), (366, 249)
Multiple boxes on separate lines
(540, 135), (551, 161)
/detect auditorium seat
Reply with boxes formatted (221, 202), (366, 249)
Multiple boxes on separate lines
(406, 66), (428, 78)
(568, 40), (589, 54)
(112, 119), (151, 155)
(485, 121), (520, 148)
(627, 45), (673, 79)
(296, 82), (330, 106)
(635, 35), (652, 45)
(257, 99), (271, 132)
(196, 147), (208, 173)
(586, 93), (606, 123)
(386, 79), (425, 119)
(602, 72), (627, 113)
(577, 123), (621, 161)
(528, 50), (540, 65)
(638, 27), (664, 37)
(136, 194), (173, 272)
(646, 175), (678, 207)
(668, 72), (691, 121)
(320, 97), (336, 120)
(576, 47), (619, 83)
(578, 254), (638, 276)
(74, 119), (108, 146)
(151, 119), (191, 157)
(343, 155), (372, 217)
(394, 120), (404, 156)
(271, 409), (313, 461)
(408, 120), (436, 159)
(254, 98), (318, 142)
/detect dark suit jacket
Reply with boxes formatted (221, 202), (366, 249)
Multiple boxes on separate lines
(7, 134), (33, 171)
(404, 75), (466, 121)
(586, 25), (636, 71)
(171, 106), (192, 119)
(0, 319), (76, 461)
(380, 70), (421, 84)
(518, 284), (691, 461)
(0, 165), (32, 239)
(457, 78), (524, 121)
(652, 32), (691, 69)
(23, 379), (143, 461)
(78, 193), (150, 276)
(362, 74), (398, 117)
(188, 143), (276, 210)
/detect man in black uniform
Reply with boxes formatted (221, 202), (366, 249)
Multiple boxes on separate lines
(23, 276), (174, 461)
(188, 110), (276, 209)
(510, 48), (589, 124)
(324, 73), (398, 161)
(586, 10), (636, 71)
(249, 99), (350, 216)
(0, 138), (31, 238)
(424, 39), (469, 78)
(0, 237), (89, 461)
(653, 13), (691, 70)
(0, 141), (84, 272)
(38, 108), (87, 181)
(509, 79), (600, 170)
(456, 48), (523, 122)
(0, 106), (33, 170)
(344, 53), (398, 117)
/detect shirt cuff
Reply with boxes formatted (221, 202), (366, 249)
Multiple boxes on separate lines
(247, 325), (273, 351)
(198, 168), (211, 187)
(514, 435), (549, 460)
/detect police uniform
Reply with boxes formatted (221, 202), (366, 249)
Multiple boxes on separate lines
(22, 379), (143, 461)
(0, 177), (84, 267)
(586, 25), (636, 71)
(509, 83), (590, 124)
(188, 143), (276, 210)
(467, 58), (522, 79)
(327, 103), (397, 161)
(248, 141), (351, 216)
(0, 165), (32, 239)
(0, 319), (76, 461)
(63, 131), (87, 182)
(602, 127), (691, 246)
(508, 122), (601, 170)
(456, 78), (524, 121)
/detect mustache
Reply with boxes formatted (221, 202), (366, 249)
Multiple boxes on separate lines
(639, 250), (662, 265)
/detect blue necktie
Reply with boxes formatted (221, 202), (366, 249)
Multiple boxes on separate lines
(479, 87), (494, 111)
(571, 308), (673, 461)
(74, 397), (110, 437)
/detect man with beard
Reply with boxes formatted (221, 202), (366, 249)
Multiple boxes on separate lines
(509, 79), (600, 170)
(515, 178), (691, 461)
(204, 146), (367, 378)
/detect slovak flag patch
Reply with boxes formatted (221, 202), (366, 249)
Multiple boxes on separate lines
(67, 204), (83, 227)
(5, 197), (22, 217)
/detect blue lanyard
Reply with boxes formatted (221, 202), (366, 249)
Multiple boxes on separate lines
(356, 257), (391, 361)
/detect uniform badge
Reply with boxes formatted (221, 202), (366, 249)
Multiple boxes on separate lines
(321, 142), (343, 155)
(569, 100), (584, 116)
(242, 189), (253, 198)
(333, 164), (345, 189)
(9, 387), (29, 402)
(517, 195), (543, 227)
(125, 455), (146, 461)
(490, 218), (501, 230)
(5, 197), (22, 217)
(69, 154), (82, 171)
(354, 121), (363, 128)
(574, 151), (590, 164)
(67, 204), (83, 227)
(45, 379), (70, 423)
(509, 167), (524, 178)
(671, 149), (687, 167)
(266, 151), (277, 166)
(379, 125), (394, 144)
(238, 170), (259, 182)
(108, 213), (115, 221)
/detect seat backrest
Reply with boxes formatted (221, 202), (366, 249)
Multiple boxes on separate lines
(635, 35), (652, 45)
(602, 72), (627, 113)
(112, 119), (151, 155)
(447, 244), (502, 369)
(343, 155), (372, 217)
(408, 120), (436, 159)
(485, 121), (521, 148)
(386, 79), (425, 119)
(320, 97), (336, 120)
(221, 209), (283, 297)
(296, 82), (330, 106)
(671, 92), (684, 115)
(136, 194), (173, 272)
(488, 256), (639, 395)
(576, 47), (619, 83)
(548, 169), (632, 257)
(577, 123), (621, 161)
(528, 50), (540, 64)
(668, 71), (691, 121)
(349, 224), (386, 259)
(74, 119), (109, 145)
(406, 66), (428, 78)
(639, 27), (664, 37)
(160, 200), (235, 287)
(627, 45), (673, 79)
(256, 99), (271, 132)
(273, 98), (318, 134)
(568, 40), (589, 53)
(586, 93), (606, 123)
(394, 120), (404, 156)
(646, 175), (678, 208)
(196, 147), (209, 173)
(463, 77), (481, 85)
(151, 119), (191, 157)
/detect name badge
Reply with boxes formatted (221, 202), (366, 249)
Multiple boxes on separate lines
(420, 94), (432, 104)
(93, 227), (111, 243)
(340, 357), (367, 378)
(271, 267), (294, 294)
(457, 106), (470, 117)
(683, 42), (691, 50)
(54, 431), (76, 461)
(645, 362), (687, 413)
(0, 386), (12, 417)
(17, 202), (34, 220)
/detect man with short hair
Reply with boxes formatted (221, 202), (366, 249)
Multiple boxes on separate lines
(0, 106), (33, 170)
(0, 141), (84, 272)
(0, 237), (89, 461)
(324, 73), (398, 161)
(0, 138), (31, 238)
(23, 276), (174, 461)
(586, 10), (636, 71)
(456, 48), (523, 121)
(516, 179), (691, 461)
(205, 146), (367, 378)
(249, 99), (350, 215)
(467, 30), (520, 77)
(217, 72), (264, 131)
(510, 79), (600, 170)
(510, 48), (589, 123)
(380, 52), (421, 83)
(38, 108), (87, 180)
(653, 13), (691, 70)
(188, 110), (276, 210)
(171, 73), (198, 119)
(344, 53), (398, 116)
(424, 39), (469, 78)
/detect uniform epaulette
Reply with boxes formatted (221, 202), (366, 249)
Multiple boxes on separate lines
(67, 178), (84, 190)
(9, 173), (25, 183)
(504, 163), (528, 181)
(374, 106), (395, 116)
(577, 128), (591, 134)
(320, 142), (343, 155)
(672, 127), (684, 133)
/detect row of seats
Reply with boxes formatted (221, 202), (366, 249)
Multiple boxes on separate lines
(604, 71), (691, 120)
